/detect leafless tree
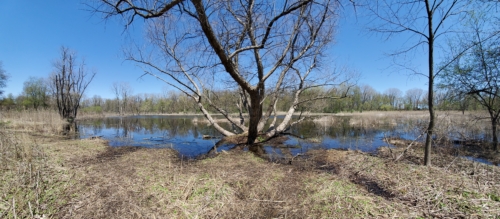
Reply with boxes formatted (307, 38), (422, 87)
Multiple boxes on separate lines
(440, 13), (500, 151)
(112, 82), (133, 115)
(384, 88), (402, 109)
(51, 47), (96, 123)
(405, 88), (424, 110)
(0, 61), (8, 96)
(91, 95), (104, 107)
(362, 0), (471, 166)
(93, 0), (351, 144)
(360, 85), (377, 110)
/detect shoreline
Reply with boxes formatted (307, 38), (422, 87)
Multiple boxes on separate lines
(76, 110), (487, 120)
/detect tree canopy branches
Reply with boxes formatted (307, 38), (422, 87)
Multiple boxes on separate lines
(50, 47), (96, 122)
(94, 0), (352, 144)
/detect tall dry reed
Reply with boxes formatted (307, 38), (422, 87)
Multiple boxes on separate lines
(0, 128), (50, 218)
(0, 110), (69, 218)
(1, 110), (66, 134)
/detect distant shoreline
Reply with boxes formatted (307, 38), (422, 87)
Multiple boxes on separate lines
(77, 110), (482, 120)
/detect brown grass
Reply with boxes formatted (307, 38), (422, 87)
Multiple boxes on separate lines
(1, 110), (66, 134)
(1, 110), (499, 218)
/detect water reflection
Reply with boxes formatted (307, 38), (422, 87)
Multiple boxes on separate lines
(77, 115), (489, 160)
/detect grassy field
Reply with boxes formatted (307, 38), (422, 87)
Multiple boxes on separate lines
(1, 110), (499, 218)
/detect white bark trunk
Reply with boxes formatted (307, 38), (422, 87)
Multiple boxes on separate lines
(197, 102), (235, 137)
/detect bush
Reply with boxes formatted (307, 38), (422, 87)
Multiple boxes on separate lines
(379, 104), (393, 111)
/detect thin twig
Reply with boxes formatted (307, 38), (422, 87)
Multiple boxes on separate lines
(29, 201), (33, 218)
(12, 198), (17, 219)
(394, 133), (425, 162)
(383, 133), (395, 159)
(445, 156), (459, 171)
(251, 199), (286, 203)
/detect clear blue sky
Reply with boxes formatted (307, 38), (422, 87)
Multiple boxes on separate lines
(0, 1), (428, 100)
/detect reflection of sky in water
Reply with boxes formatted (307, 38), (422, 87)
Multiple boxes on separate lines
(462, 156), (500, 167)
(77, 115), (492, 162)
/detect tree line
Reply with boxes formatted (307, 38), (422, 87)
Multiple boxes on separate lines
(0, 81), (485, 114)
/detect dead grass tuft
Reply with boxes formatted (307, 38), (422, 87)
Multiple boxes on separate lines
(0, 128), (71, 218)
(375, 145), (500, 217)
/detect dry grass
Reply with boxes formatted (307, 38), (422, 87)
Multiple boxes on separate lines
(0, 127), (69, 218)
(1, 110), (66, 134)
(375, 145), (500, 218)
(1, 110), (500, 218)
(54, 146), (401, 218)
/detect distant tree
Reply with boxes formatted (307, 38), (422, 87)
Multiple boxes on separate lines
(22, 77), (49, 110)
(405, 88), (424, 110)
(0, 61), (8, 96)
(384, 88), (402, 109)
(91, 95), (103, 107)
(111, 82), (133, 115)
(50, 47), (96, 123)
(360, 85), (377, 110)
(0, 93), (15, 110)
(433, 89), (450, 110)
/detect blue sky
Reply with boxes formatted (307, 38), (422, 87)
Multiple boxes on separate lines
(0, 1), (428, 99)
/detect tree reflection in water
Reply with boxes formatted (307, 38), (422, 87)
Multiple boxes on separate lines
(77, 115), (487, 159)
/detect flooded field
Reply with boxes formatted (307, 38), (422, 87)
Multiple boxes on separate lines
(77, 112), (497, 165)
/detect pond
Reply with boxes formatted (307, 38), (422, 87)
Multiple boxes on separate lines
(76, 114), (497, 165)
(77, 115), (421, 157)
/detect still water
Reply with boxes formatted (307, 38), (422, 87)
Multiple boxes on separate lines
(77, 115), (425, 158)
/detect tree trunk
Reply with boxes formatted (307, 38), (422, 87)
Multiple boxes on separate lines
(197, 102), (235, 137)
(491, 114), (498, 152)
(247, 93), (262, 144)
(424, 0), (434, 166)
(424, 74), (435, 166)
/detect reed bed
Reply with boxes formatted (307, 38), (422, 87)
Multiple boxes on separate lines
(1, 110), (66, 134)
(313, 111), (491, 139)
(0, 127), (65, 218)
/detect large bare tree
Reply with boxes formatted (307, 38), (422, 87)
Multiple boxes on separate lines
(362, 0), (471, 166)
(93, 0), (350, 144)
(51, 47), (96, 123)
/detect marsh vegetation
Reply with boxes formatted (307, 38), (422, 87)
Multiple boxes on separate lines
(1, 110), (499, 218)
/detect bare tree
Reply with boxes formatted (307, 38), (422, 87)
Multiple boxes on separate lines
(363, 0), (471, 166)
(112, 82), (133, 115)
(384, 88), (402, 109)
(51, 47), (96, 123)
(405, 88), (424, 110)
(91, 95), (103, 107)
(93, 0), (350, 144)
(360, 85), (377, 110)
(440, 13), (500, 151)
(0, 61), (8, 96)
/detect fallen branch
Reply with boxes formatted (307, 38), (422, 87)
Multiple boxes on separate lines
(394, 133), (425, 162)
